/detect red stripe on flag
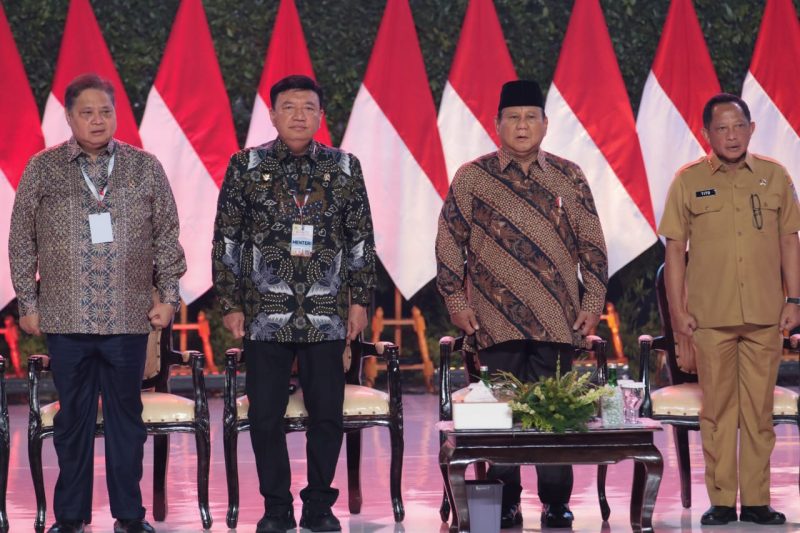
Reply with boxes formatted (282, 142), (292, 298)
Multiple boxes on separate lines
(154, 0), (238, 187)
(651, 0), (719, 151)
(255, 0), (331, 145)
(0, 3), (44, 189)
(50, 0), (141, 147)
(362, 0), (448, 199)
(553, 0), (655, 229)
(750, 0), (800, 139)
(448, 0), (516, 146)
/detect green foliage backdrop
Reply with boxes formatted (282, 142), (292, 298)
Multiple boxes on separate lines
(3, 0), (797, 365)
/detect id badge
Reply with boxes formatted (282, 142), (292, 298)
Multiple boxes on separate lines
(89, 212), (114, 244)
(290, 224), (314, 257)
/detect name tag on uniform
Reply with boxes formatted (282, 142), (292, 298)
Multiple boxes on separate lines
(290, 224), (314, 257)
(695, 188), (716, 198)
(88, 212), (114, 244)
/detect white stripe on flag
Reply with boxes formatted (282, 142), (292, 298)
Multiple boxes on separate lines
(543, 84), (656, 275)
(139, 87), (219, 304)
(245, 93), (278, 149)
(42, 93), (71, 148)
(343, 85), (443, 298)
(438, 81), (496, 183)
(0, 171), (15, 308)
(637, 71), (705, 227)
(743, 72), (800, 190)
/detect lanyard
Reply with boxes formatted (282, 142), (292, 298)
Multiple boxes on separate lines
(291, 189), (311, 223)
(80, 153), (115, 205)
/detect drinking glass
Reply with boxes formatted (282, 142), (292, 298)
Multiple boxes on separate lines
(620, 382), (645, 424)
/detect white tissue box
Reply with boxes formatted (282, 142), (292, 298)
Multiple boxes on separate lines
(453, 401), (513, 430)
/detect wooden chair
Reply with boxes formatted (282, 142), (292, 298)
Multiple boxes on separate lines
(438, 335), (613, 522)
(223, 338), (404, 528)
(638, 263), (800, 508)
(0, 355), (8, 533)
(27, 326), (211, 532)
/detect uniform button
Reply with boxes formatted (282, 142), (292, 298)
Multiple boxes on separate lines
(736, 207), (741, 212)
(739, 257), (743, 262)
(737, 231), (742, 236)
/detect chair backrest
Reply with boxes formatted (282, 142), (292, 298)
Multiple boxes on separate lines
(141, 324), (186, 392)
(654, 263), (698, 386)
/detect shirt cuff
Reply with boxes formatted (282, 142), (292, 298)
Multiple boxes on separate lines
(444, 291), (470, 316)
(581, 293), (605, 316)
(350, 286), (372, 306)
(17, 297), (39, 317)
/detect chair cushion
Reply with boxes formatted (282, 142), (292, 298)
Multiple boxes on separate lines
(39, 392), (196, 428)
(651, 383), (798, 417)
(236, 384), (390, 420)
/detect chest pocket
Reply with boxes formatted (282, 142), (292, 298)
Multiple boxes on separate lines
(688, 195), (725, 241)
(754, 192), (781, 234)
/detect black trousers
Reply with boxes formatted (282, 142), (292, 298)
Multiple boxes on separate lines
(46, 333), (148, 522)
(244, 339), (346, 514)
(479, 339), (575, 506)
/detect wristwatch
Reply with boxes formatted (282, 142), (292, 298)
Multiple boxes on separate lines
(786, 297), (800, 305)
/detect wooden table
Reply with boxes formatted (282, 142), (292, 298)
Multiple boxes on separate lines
(439, 420), (663, 533)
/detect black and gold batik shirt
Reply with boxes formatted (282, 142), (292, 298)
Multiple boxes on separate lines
(212, 138), (376, 343)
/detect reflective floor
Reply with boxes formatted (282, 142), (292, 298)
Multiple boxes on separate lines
(3, 394), (799, 532)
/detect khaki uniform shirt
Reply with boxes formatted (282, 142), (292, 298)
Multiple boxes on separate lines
(659, 153), (800, 328)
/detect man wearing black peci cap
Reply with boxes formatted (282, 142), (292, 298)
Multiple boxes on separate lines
(436, 80), (609, 529)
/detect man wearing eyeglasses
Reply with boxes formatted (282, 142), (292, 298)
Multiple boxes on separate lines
(212, 75), (376, 533)
(660, 93), (800, 527)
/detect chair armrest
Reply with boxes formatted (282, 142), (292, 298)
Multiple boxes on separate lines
(438, 337), (457, 424)
(27, 354), (50, 422)
(638, 335), (655, 417)
(184, 350), (209, 428)
(223, 348), (243, 423)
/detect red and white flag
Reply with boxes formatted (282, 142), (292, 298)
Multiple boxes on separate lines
(246, 0), (331, 148)
(541, 0), (656, 275)
(341, 0), (448, 298)
(41, 0), (140, 147)
(742, 0), (800, 188)
(139, 0), (238, 303)
(637, 0), (720, 227)
(0, 3), (45, 309)
(437, 0), (516, 182)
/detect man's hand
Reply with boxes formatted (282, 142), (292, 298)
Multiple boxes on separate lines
(451, 308), (479, 335)
(671, 310), (698, 337)
(20, 313), (42, 336)
(148, 303), (176, 329)
(572, 311), (600, 336)
(347, 304), (368, 341)
(780, 303), (800, 332)
(223, 311), (246, 339)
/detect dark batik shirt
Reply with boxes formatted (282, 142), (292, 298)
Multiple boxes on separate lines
(435, 149), (608, 350)
(212, 138), (376, 343)
(9, 137), (186, 334)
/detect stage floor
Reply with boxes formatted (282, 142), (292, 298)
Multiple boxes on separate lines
(3, 394), (798, 532)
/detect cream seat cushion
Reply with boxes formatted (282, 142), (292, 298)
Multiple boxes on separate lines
(651, 383), (798, 417)
(40, 392), (196, 428)
(236, 384), (390, 420)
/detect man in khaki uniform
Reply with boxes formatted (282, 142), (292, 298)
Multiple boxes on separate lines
(660, 93), (800, 526)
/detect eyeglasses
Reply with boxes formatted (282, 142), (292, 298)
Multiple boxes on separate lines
(751, 193), (762, 230)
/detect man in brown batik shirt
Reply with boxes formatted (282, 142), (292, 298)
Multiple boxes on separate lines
(436, 80), (608, 529)
(9, 73), (185, 533)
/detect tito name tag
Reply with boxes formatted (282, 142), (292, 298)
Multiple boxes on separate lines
(290, 224), (314, 257)
(695, 188), (716, 198)
(88, 212), (114, 244)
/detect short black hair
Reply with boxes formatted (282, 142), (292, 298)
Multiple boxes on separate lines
(269, 75), (325, 110)
(702, 93), (751, 129)
(64, 73), (115, 112)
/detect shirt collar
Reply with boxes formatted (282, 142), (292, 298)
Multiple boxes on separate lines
(67, 137), (117, 162)
(498, 147), (547, 173)
(705, 151), (755, 174)
(273, 137), (320, 163)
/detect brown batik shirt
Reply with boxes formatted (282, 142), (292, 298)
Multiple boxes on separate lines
(436, 148), (608, 350)
(212, 138), (376, 343)
(9, 137), (186, 334)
